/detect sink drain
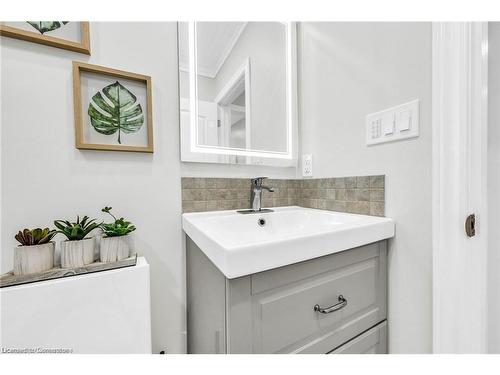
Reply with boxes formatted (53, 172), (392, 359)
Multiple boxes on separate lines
(258, 218), (266, 227)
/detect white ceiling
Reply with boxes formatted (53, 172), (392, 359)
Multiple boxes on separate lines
(179, 22), (247, 79)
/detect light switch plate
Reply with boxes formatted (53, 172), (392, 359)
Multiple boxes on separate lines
(302, 154), (313, 177)
(366, 99), (419, 145)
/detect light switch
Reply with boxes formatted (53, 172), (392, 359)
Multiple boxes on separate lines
(398, 110), (411, 131)
(383, 113), (395, 136)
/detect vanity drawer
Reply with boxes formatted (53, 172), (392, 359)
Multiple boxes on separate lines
(329, 321), (387, 354)
(227, 242), (387, 353)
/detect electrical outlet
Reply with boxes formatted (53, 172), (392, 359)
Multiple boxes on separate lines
(302, 154), (313, 177)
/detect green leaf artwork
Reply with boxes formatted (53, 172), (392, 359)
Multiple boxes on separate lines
(87, 81), (144, 144)
(26, 21), (69, 35)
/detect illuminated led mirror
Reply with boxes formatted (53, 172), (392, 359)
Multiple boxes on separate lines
(178, 22), (297, 166)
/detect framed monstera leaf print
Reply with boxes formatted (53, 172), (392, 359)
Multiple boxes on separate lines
(73, 62), (154, 153)
(0, 22), (90, 54)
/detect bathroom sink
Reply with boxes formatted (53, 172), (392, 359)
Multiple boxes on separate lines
(182, 206), (395, 279)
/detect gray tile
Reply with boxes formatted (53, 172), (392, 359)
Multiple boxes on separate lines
(238, 179), (250, 188)
(236, 189), (251, 200)
(302, 189), (314, 199)
(335, 189), (346, 201)
(326, 189), (336, 200)
(317, 189), (327, 199)
(205, 178), (217, 188)
(325, 178), (336, 188)
(316, 199), (328, 209)
(346, 189), (357, 201)
(275, 187), (288, 198)
(182, 189), (207, 201)
(357, 201), (370, 214)
(303, 179), (315, 189)
(370, 175), (385, 188)
(276, 179), (289, 188)
(318, 179), (329, 188)
(237, 200), (250, 209)
(267, 179), (279, 189)
(218, 200), (237, 210)
(345, 177), (357, 188)
(182, 177), (202, 189)
(334, 177), (346, 188)
(206, 201), (218, 211)
(275, 198), (289, 207)
(330, 201), (347, 212)
(345, 201), (358, 214)
(370, 189), (385, 202)
(262, 191), (275, 201)
(356, 176), (370, 188)
(262, 197), (275, 207)
(346, 201), (370, 215)
(229, 179), (247, 188)
(215, 178), (231, 188)
(370, 202), (385, 217)
(356, 189), (370, 201)
(325, 199), (336, 211)
(206, 189), (237, 201)
(183, 201), (207, 213)
(302, 198), (314, 208)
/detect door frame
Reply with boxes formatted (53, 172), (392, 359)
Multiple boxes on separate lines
(432, 22), (488, 353)
(214, 58), (252, 160)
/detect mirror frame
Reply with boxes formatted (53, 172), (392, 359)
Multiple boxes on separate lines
(179, 22), (298, 166)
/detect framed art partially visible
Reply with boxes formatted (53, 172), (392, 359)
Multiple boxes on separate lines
(72, 61), (154, 153)
(0, 22), (91, 54)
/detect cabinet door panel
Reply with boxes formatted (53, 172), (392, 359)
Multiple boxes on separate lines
(329, 321), (387, 354)
(257, 258), (379, 353)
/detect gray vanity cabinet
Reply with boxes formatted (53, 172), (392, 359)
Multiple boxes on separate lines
(186, 238), (387, 354)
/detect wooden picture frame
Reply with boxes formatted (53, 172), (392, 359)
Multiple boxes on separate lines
(0, 22), (91, 55)
(72, 61), (154, 153)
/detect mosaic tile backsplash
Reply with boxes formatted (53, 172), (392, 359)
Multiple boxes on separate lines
(181, 176), (385, 217)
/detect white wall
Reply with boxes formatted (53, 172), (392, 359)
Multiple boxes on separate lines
(488, 22), (500, 354)
(299, 22), (433, 353)
(0, 22), (185, 354)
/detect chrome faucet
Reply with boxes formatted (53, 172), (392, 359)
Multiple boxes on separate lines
(251, 177), (275, 212)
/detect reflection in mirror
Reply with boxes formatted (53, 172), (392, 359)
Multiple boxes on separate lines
(178, 22), (297, 166)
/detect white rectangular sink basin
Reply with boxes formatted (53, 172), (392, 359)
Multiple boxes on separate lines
(182, 206), (395, 279)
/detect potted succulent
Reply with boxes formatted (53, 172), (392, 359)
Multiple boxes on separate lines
(54, 215), (100, 268)
(13, 228), (56, 275)
(99, 207), (136, 262)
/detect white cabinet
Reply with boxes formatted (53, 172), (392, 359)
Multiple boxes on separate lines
(0, 257), (151, 354)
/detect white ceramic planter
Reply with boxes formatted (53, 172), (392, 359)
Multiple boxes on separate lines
(13, 242), (55, 276)
(60, 237), (95, 268)
(100, 234), (132, 263)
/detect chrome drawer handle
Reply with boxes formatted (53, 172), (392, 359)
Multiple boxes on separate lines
(313, 295), (347, 314)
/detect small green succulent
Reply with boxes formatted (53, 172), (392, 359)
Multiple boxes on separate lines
(54, 216), (100, 241)
(15, 228), (56, 246)
(101, 207), (136, 237)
